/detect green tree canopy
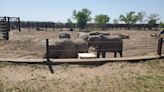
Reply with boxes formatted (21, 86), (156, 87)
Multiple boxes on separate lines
(119, 11), (139, 25)
(94, 14), (110, 30)
(113, 18), (119, 24)
(119, 11), (139, 29)
(138, 11), (146, 24)
(147, 13), (160, 26)
(72, 8), (92, 30)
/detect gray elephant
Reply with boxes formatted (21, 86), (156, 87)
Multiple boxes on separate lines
(59, 32), (71, 39)
(89, 31), (110, 36)
(77, 31), (110, 41)
(45, 38), (78, 58)
(44, 38), (89, 58)
(88, 35), (123, 58)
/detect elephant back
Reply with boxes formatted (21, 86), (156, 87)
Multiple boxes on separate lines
(89, 31), (110, 36)
(100, 35), (123, 52)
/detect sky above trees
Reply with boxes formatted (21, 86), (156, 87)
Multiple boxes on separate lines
(1, 0), (164, 23)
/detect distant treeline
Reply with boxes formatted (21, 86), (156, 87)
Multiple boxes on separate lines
(12, 21), (161, 30)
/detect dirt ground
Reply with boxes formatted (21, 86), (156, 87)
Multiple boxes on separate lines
(0, 29), (164, 92)
(0, 59), (164, 92)
(0, 29), (163, 59)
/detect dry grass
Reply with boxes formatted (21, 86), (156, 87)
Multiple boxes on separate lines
(0, 59), (164, 92)
(0, 29), (164, 91)
(0, 29), (163, 59)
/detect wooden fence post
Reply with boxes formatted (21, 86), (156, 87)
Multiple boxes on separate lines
(46, 39), (54, 74)
(45, 23), (47, 31)
(5, 17), (10, 40)
(46, 39), (50, 61)
(27, 21), (30, 31)
(157, 38), (163, 56)
(18, 17), (21, 32)
(52, 23), (55, 31)
(37, 22), (39, 31)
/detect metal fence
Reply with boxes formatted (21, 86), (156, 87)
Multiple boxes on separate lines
(18, 21), (162, 32)
(0, 16), (21, 40)
(0, 39), (163, 59)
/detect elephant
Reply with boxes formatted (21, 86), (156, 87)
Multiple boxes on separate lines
(73, 38), (88, 53)
(59, 32), (70, 39)
(89, 31), (110, 36)
(87, 35), (123, 58)
(44, 38), (89, 58)
(44, 38), (78, 58)
(111, 34), (129, 39)
(77, 31), (110, 41)
(77, 32), (89, 41)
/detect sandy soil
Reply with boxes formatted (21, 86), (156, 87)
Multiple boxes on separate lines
(0, 59), (164, 92)
(0, 29), (164, 92)
(0, 29), (163, 59)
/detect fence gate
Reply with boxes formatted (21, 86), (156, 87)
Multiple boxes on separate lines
(0, 17), (9, 40)
(0, 16), (21, 40)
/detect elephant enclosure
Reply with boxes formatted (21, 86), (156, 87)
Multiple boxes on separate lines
(0, 29), (163, 59)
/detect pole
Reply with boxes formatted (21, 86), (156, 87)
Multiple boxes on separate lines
(46, 39), (50, 61)
(5, 17), (10, 40)
(46, 39), (54, 74)
(18, 17), (21, 32)
(37, 22), (39, 31)
(7, 17), (10, 31)
(28, 21), (30, 31)
(52, 23), (55, 31)
(157, 38), (163, 56)
(45, 23), (47, 31)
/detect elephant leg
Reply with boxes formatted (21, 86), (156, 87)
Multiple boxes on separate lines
(97, 50), (100, 58)
(114, 52), (117, 58)
(102, 51), (106, 58)
(119, 51), (123, 57)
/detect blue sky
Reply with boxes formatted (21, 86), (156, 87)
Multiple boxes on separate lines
(1, 0), (164, 23)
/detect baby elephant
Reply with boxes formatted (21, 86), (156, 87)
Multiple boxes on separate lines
(88, 35), (123, 58)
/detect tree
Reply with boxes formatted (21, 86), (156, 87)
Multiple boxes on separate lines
(67, 18), (74, 31)
(119, 11), (139, 29)
(113, 18), (119, 24)
(138, 11), (146, 24)
(119, 11), (139, 24)
(72, 8), (92, 30)
(147, 13), (160, 28)
(94, 14), (110, 30)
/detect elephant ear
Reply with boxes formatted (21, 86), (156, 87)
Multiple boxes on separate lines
(88, 36), (98, 48)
